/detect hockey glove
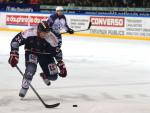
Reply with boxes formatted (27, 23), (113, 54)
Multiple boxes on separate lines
(68, 28), (74, 34)
(8, 51), (19, 67)
(57, 60), (67, 77)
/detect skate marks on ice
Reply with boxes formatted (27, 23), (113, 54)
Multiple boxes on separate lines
(31, 83), (150, 103)
(0, 95), (60, 112)
(0, 96), (13, 106)
(1, 80), (150, 103)
(1, 85), (150, 113)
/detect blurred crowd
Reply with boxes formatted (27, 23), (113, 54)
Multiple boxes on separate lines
(0, 0), (150, 8)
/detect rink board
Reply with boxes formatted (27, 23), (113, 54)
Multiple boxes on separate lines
(0, 12), (150, 40)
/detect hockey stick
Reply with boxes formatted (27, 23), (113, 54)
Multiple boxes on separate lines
(61, 22), (92, 34)
(16, 65), (60, 108)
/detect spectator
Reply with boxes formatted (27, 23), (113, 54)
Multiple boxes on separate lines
(4, 0), (150, 7)
(0, 0), (9, 2)
(30, 0), (39, 4)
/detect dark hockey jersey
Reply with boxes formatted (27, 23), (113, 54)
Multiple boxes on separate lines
(10, 27), (62, 61)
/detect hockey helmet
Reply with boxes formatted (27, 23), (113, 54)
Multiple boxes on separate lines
(56, 6), (63, 11)
(38, 21), (51, 32)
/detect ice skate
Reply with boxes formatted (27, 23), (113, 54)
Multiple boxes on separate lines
(40, 73), (51, 86)
(19, 87), (28, 98)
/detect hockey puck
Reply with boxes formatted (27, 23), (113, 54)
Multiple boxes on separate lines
(73, 105), (78, 107)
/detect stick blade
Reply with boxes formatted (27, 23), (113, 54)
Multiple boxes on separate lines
(45, 103), (60, 108)
(88, 22), (92, 29)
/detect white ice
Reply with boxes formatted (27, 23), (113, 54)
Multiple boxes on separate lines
(1, 31), (150, 113)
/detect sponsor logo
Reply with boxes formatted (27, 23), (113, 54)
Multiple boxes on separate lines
(90, 17), (125, 27)
(6, 15), (48, 26)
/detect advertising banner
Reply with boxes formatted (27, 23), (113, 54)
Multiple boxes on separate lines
(0, 12), (150, 39)
(89, 15), (150, 37)
(6, 15), (48, 26)
(89, 16), (125, 36)
(0, 3), (40, 12)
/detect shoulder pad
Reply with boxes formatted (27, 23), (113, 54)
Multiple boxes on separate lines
(21, 28), (37, 38)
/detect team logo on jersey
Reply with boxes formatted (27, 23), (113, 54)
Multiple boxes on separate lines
(52, 18), (66, 33)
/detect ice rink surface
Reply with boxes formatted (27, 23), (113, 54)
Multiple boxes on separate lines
(1, 31), (150, 113)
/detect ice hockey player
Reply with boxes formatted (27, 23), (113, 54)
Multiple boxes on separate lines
(8, 21), (67, 98)
(47, 6), (74, 47)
